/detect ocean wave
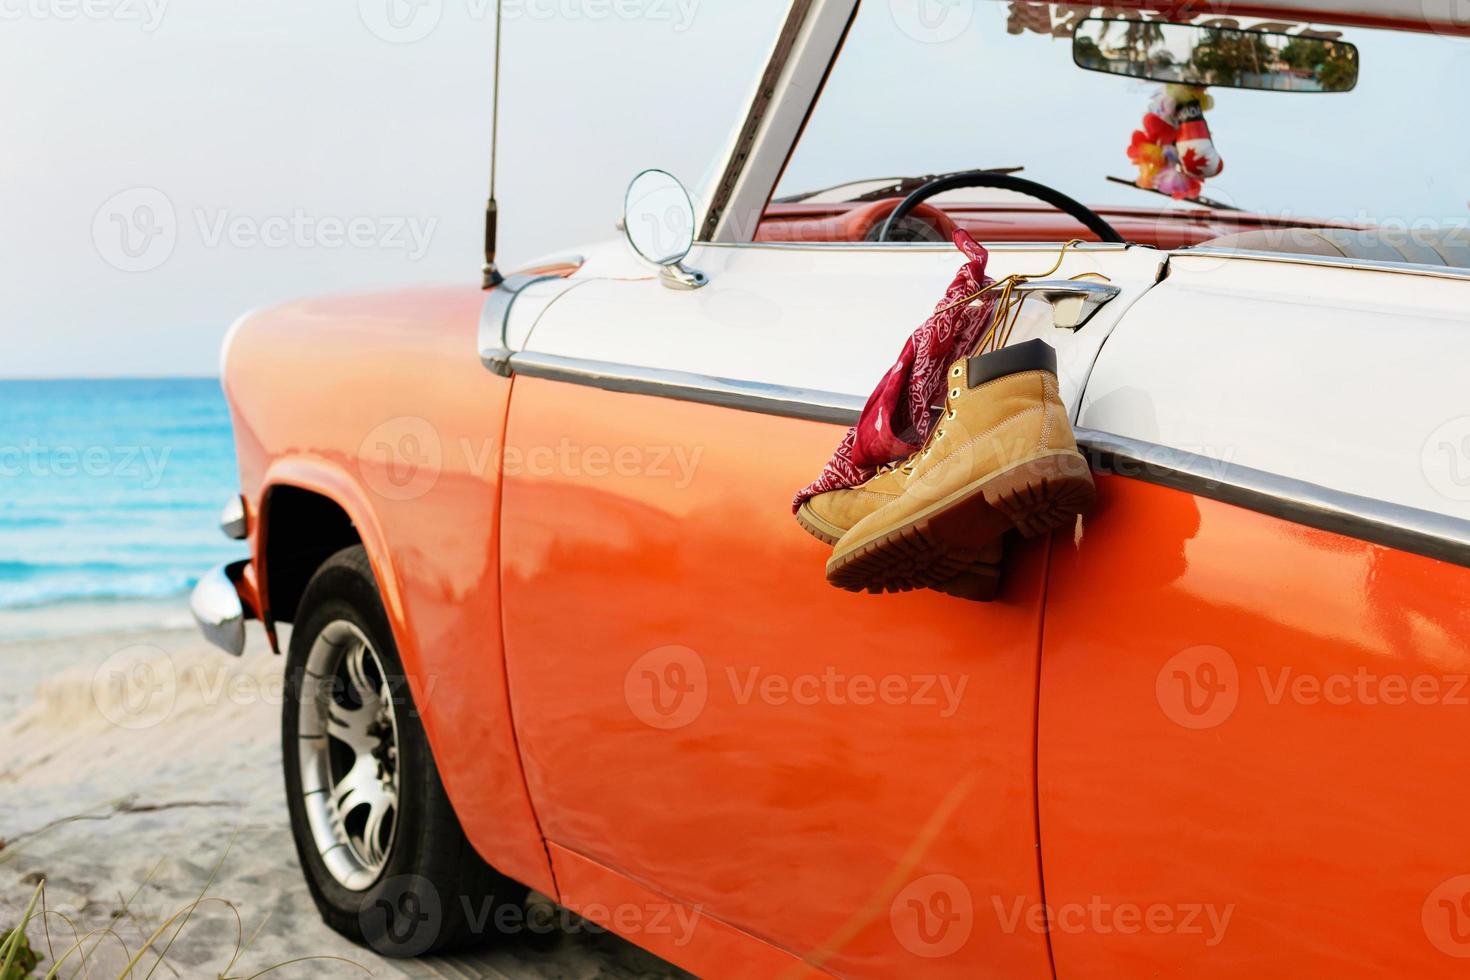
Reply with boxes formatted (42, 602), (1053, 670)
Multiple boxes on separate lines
(0, 572), (197, 610)
(0, 559), (148, 580)
(0, 515), (65, 529)
(0, 379), (240, 620)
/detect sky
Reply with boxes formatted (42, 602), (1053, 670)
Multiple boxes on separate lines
(4, 0), (1469, 377)
(0, 0), (789, 377)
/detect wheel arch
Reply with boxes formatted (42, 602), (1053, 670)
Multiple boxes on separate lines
(260, 486), (361, 628)
(253, 453), (560, 899)
(255, 458), (401, 656)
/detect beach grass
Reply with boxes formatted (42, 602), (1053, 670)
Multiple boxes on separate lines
(0, 845), (368, 980)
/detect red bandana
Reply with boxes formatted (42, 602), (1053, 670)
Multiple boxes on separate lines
(794, 229), (1002, 511)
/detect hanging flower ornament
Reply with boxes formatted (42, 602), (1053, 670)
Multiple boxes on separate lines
(1127, 84), (1224, 200)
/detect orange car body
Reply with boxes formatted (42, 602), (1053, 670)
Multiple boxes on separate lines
(219, 271), (1470, 976)
(208, 1), (1470, 974)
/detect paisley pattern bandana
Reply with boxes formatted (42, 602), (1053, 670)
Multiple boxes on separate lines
(793, 229), (1003, 511)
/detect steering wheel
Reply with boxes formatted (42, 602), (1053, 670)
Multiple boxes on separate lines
(876, 171), (1126, 244)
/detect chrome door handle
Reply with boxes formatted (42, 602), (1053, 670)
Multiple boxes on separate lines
(1012, 280), (1121, 331)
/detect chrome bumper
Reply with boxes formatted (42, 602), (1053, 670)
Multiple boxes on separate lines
(191, 560), (252, 657)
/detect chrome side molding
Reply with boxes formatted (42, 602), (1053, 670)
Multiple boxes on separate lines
(1076, 429), (1470, 570)
(512, 351), (865, 425)
(500, 349), (1470, 570)
(191, 560), (251, 657)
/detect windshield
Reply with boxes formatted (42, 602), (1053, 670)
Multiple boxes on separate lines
(775, 1), (1470, 231)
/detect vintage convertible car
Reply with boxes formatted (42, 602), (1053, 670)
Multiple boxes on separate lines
(192, 1), (1470, 976)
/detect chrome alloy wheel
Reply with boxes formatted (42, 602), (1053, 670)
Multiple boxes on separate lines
(297, 620), (401, 890)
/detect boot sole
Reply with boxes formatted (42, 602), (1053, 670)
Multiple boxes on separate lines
(825, 451), (1094, 594)
(797, 502), (1003, 601)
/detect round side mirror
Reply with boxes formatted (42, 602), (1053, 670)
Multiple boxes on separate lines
(623, 169), (706, 288)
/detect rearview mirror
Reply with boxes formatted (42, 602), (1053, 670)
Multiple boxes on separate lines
(1073, 19), (1359, 93)
(623, 169), (707, 289)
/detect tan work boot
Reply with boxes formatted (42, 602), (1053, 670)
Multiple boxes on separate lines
(825, 338), (1093, 594)
(798, 462), (1005, 601)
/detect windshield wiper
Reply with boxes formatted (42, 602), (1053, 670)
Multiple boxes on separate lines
(774, 168), (1024, 205)
(1105, 175), (1242, 213)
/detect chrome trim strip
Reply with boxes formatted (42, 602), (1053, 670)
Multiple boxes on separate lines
(510, 351), (864, 425)
(1075, 429), (1470, 570)
(505, 351), (1470, 569)
(477, 271), (566, 376)
(191, 560), (251, 657)
(1172, 246), (1470, 283)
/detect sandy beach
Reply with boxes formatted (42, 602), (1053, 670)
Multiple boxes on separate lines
(0, 620), (689, 979)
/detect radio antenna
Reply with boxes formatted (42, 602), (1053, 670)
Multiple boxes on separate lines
(482, 0), (504, 288)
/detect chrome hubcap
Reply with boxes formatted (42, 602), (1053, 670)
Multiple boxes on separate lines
(297, 620), (400, 890)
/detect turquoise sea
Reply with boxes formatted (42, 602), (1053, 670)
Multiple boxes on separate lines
(0, 379), (243, 630)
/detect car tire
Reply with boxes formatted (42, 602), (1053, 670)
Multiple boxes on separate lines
(281, 544), (526, 957)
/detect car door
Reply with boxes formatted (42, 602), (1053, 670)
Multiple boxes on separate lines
(496, 238), (1165, 975)
(1038, 249), (1470, 978)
